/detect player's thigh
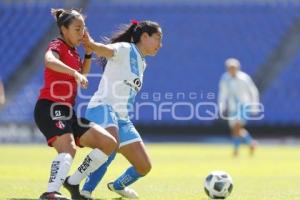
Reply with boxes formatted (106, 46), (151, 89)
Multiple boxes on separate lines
(70, 105), (116, 151)
(34, 99), (76, 156)
(85, 104), (120, 142)
(80, 124), (116, 147)
(106, 126), (119, 143)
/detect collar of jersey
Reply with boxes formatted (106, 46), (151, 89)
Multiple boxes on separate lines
(57, 37), (76, 51)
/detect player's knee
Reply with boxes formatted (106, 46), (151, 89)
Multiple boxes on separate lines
(68, 147), (77, 158)
(106, 137), (118, 154)
(53, 140), (77, 158)
(137, 161), (152, 176)
(97, 136), (117, 155)
(60, 145), (76, 158)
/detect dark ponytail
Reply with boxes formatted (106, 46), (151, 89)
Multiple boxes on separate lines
(109, 23), (137, 43)
(108, 20), (161, 44)
(51, 8), (64, 20)
(100, 20), (161, 69)
(51, 8), (83, 35)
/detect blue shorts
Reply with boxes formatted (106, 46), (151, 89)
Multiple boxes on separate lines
(85, 104), (142, 147)
(228, 104), (247, 127)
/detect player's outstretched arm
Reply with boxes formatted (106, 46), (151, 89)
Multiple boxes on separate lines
(82, 31), (115, 59)
(45, 50), (88, 88)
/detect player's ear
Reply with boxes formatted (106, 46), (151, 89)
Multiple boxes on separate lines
(140, 32), (149, 42)
(61, 25), (68, 36)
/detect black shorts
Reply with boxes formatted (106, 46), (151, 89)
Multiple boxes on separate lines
(34, 99), (91, 147)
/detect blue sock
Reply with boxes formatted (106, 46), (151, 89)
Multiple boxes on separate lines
(82, 152), (116, 192)
(113, 166), (142, 190)
(233, 136), (241, 151)
(242, 131), (253, 145)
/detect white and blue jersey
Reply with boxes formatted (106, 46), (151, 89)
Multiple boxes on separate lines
(88, 42), (146, 120)
(87, 42), (146, 147)
(218, 71), (259, 126)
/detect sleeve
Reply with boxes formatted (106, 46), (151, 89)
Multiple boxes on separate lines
(218, 76), (228, 114)
(47, 39), (64, 57)
(106, 42), (128, 61)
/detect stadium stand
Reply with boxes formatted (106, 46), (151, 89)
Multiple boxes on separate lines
(262, 52), (300, 125)
(0, 2), (55, 83)
(0, 1), (300, 127)
(83, 1), (300, 125)
(0, 67), (43, 123)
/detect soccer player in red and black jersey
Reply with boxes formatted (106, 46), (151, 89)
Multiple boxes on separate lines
(34, 8), (117, 200)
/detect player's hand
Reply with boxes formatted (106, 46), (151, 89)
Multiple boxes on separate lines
(74, 71), (88, 89)
(82, 29), (94, 51)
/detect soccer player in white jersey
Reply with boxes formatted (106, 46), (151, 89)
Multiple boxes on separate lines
(80, 20), (162, 199)
(218, 58), (259, 156)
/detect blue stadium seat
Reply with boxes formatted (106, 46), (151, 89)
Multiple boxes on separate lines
(0, 2), (54, 83)
(74, 2), (300, 125)
(1, 1), (300, 125)
(262, 51), (300, 125)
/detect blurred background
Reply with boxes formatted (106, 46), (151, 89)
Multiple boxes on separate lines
(0, 0), (300, 144)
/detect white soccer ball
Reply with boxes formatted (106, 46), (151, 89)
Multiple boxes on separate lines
(204, 171), (233, 199)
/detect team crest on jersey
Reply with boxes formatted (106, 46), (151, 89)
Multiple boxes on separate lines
(55, 120), (65, 130)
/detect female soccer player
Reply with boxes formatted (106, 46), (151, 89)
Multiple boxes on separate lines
(34, 9), (117, 200)
(218, 58), (259, 156)
(80, 20), (162, 199)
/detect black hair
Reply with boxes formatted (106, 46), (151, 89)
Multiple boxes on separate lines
(51, 8), (84, 35)
(100, 20), (161, 69)
(109, 20), (161, 44)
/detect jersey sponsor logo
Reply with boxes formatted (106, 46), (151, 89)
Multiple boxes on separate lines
(55, 120), (65, 130)
(124, 78), (142, 92)
(133, 78), (141, 88)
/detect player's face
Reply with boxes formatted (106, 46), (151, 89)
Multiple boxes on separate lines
(228, 66), (238, 76)
(143, 28), (163, 56)
(63, 16), (85, 47)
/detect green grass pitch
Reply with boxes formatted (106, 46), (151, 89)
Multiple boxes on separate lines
(1, 143), (300, 200)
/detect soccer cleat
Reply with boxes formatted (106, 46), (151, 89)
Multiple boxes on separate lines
(39, 191), (70, 200)
(63, 176), (90, 200)
(80, 190), (93, 200)
(107, 182), (139, 199)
